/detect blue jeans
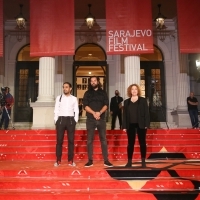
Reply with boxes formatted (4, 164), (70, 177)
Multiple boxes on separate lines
(0, 108), (11, 129)
(86, 118), (108, 161)
(188, 109), (199, 128)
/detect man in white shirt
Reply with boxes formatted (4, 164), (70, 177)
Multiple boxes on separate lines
(54, 82), (79, 167)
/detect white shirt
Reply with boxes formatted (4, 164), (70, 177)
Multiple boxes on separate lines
(54, 94), (79, 123)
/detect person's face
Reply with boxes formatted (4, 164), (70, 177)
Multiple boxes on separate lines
(63, 84), (72, 95)
(115, 90), (119, 96)
(190, 92), (194, 98)
(90, 77), (98, 89)
(2, 88), (8, 94)
(131, 86), (138, 96)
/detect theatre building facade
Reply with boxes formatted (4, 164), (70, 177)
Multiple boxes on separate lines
(0, 17), (200, 129)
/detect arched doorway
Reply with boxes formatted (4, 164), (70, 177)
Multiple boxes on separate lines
(140, 45), (166, 122)
(14, 45), (39, 122)
(73, 43), (107, 118)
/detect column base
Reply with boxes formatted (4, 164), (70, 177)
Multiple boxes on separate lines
(171, 110), (191, 128)
(176, 105), (188, 111)
(37, 95), (55, 102)
(30, 102), (55, 129)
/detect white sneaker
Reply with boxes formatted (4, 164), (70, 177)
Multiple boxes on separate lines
(68, 161), (76, 166)
(54, 161), (61, 167)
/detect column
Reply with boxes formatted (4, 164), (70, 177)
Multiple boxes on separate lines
(177, 54), (190, 110)
(124, 55), (140, 97)
(176, 54), (191, 127)
(176, 73), (190, 110)
(30, 57), (55, 129)
(54, 56), (63, 97)
(37, 57), (55, 102)
(115, 55), (125, 97)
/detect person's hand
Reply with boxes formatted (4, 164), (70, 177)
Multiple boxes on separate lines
(123, 129), (126, 132)
(74, 117), (78, 123)
(93, 112), (100, 120)
(54, 117), (58, 125)
(95, 112), (101, 120)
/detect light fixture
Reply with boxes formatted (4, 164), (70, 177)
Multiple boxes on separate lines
(196, 60), (200, 71)
(79, 4), (101, 42)
(85, 4), (95, 29)
(15, 4), (26, 30)
(154, 4), (167, 42)
(15, 4), (27, 42)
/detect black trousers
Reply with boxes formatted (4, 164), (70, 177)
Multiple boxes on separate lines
(86, 118), (108, 161)
(111, 110), (122, 129)
(126, 123), (147, 160)
(55, 116), (76, 162)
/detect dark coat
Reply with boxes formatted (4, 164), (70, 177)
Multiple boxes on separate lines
(110, 96), (123, 112)
(122, 97), (150, 129)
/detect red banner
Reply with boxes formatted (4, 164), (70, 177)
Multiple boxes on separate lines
(106, 0), (153, 55)
(0, 0), (3, 57)
(30, 0), (74, 57)
(177, 0), (200, 53)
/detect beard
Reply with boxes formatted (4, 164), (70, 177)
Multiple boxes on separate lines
(91, 83), (98, 89)
(64, 90), (70, 95)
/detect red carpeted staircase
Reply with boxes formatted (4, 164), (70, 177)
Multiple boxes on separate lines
(0, 129), (200, 200)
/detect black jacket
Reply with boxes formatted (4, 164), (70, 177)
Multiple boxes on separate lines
(110, 96), (123, 112)
(122, 97), (150, 129)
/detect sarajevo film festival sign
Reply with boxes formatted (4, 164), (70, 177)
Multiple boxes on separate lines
(106, 0), (153, 55)
(108, 29), (152, 53)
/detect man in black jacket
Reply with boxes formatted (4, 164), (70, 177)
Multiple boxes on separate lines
(83, 76), (113, 167)
(110, 90), (123, 130)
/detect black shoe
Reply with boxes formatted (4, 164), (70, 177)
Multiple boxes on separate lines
(142, 158), (146, 168)
(125, 162), (132, 168)
(85, 160), (93, 167)
(104, 160), (113, 167)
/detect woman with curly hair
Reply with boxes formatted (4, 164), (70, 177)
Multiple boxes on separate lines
(122, 84), (150, 168)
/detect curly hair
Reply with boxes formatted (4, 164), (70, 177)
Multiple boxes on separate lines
(127, 84), (141, 97)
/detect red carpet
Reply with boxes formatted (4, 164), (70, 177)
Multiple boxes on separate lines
(0, 129), (200, 199)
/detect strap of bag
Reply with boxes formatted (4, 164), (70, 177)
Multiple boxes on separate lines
(59, 95), (62, 102)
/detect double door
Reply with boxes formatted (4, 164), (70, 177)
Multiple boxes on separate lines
(141, 61), (166, 122)
(14, 61), (39, 122)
